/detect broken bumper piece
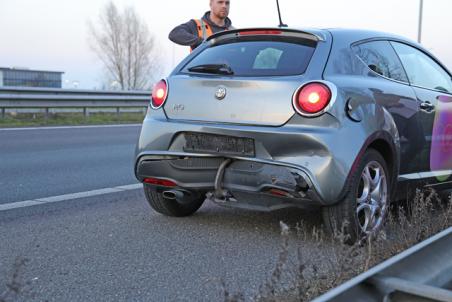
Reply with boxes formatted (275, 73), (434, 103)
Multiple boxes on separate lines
(136, 156), (324, 211)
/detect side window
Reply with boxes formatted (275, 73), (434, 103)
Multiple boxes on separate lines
(353, 40), (408, 82)
(391, 42), (452, 93)
(353, 41), (408, 82)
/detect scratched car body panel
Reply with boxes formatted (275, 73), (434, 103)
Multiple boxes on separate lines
(135, 27), (452, 239)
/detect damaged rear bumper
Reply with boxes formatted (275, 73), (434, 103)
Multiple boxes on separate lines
(135, 153), (325, 211)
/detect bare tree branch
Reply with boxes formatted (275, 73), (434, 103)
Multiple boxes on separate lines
(88, 1), (162, 90)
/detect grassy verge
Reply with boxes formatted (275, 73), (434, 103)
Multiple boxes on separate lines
(222, 190), (452, 302)
(0, 111), (145, 128)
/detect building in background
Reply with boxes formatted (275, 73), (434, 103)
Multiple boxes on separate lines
(0, 67), (64, 88)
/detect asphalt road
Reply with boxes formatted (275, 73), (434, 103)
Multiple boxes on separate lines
(0, 125), (323, 301)
(0, 190), (323, 301)
(0, 125), (140, 204)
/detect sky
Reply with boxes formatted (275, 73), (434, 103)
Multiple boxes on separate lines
(0, 0), (451, 89)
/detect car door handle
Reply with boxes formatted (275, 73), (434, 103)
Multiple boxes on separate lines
(419, 101), (435, 112)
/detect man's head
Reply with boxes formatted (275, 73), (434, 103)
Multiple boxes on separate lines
(210, 0), (230, 20)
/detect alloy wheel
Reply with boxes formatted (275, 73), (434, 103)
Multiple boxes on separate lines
(356, 161), (388, 235)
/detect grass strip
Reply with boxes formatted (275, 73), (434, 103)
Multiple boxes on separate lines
(0, 112), (145, 128)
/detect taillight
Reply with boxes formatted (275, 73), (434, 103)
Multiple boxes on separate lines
(151, 79), (168, 109)
(293, 82), (332, 116)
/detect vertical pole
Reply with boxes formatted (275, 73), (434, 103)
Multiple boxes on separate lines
(116, 107), (120, 116)
(84, 107), (89, 118)
(418, 0), (424, 43)
(1, 108), (5, 119)
(45, 108), (49, 120)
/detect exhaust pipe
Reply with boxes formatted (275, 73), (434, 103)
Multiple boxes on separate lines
(162, 190), (184, 200)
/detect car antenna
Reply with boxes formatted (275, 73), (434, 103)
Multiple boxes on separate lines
(276, 0), (288, 27)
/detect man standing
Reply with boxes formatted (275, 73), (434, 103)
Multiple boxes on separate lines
(169, 0), (233, 51)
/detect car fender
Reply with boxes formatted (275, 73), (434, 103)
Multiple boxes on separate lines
(330, 104), (400, 205)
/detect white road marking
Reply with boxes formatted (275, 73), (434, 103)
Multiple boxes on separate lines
(0, 124), (141, 131)
(115, 184), (143, 190)
(0, 200), (43, 211)
(0, 183), (142, 212)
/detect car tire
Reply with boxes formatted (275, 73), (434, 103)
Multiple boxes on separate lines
(322, 148), (390, 243)
(143, 184), (205, 217)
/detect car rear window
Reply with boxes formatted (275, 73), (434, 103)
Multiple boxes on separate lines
(181, 38), (316, 76)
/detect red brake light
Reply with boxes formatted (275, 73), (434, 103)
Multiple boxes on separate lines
(294, 83), (331, 115)
(238, 30), (282, 36)
(151, 80), (168, 109)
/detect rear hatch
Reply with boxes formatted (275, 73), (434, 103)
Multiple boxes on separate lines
(164, 29), (321, 126)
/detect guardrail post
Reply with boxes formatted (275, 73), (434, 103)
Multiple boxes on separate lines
(83, 107), (89, 118)
(45, 108), (49, 120)
(1, 108), (5, 119)
(116, 107), (120, 116)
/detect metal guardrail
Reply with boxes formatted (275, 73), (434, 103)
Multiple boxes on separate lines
(312, 227), (452, 302)
(0, 87), (150, 117)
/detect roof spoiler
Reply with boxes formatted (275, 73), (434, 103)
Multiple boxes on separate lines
(206, 27), (325, 43)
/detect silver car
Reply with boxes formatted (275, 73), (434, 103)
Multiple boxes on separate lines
(135, 28), (452, 241)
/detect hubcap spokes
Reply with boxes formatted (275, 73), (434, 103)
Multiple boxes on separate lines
(356, 161), (388, 234)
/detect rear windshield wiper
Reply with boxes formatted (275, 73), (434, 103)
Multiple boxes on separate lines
(187, 64), (234, 75)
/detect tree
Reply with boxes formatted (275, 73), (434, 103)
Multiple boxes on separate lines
(88, 2), (161, 90)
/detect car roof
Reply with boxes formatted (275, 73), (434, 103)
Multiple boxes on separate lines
(327, 28), (416, 43)
(292, 27), (415, 44)
(210, 27), (417, 46)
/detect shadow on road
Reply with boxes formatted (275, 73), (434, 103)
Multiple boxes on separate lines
(143, 199), (323, 237)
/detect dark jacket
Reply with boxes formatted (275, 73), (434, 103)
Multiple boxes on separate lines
(168, 11), (233, 50)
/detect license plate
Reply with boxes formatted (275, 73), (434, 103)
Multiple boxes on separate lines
(183, 132), (255, 157)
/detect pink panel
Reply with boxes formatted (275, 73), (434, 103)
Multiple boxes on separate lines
(430, 95), (452, 180)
